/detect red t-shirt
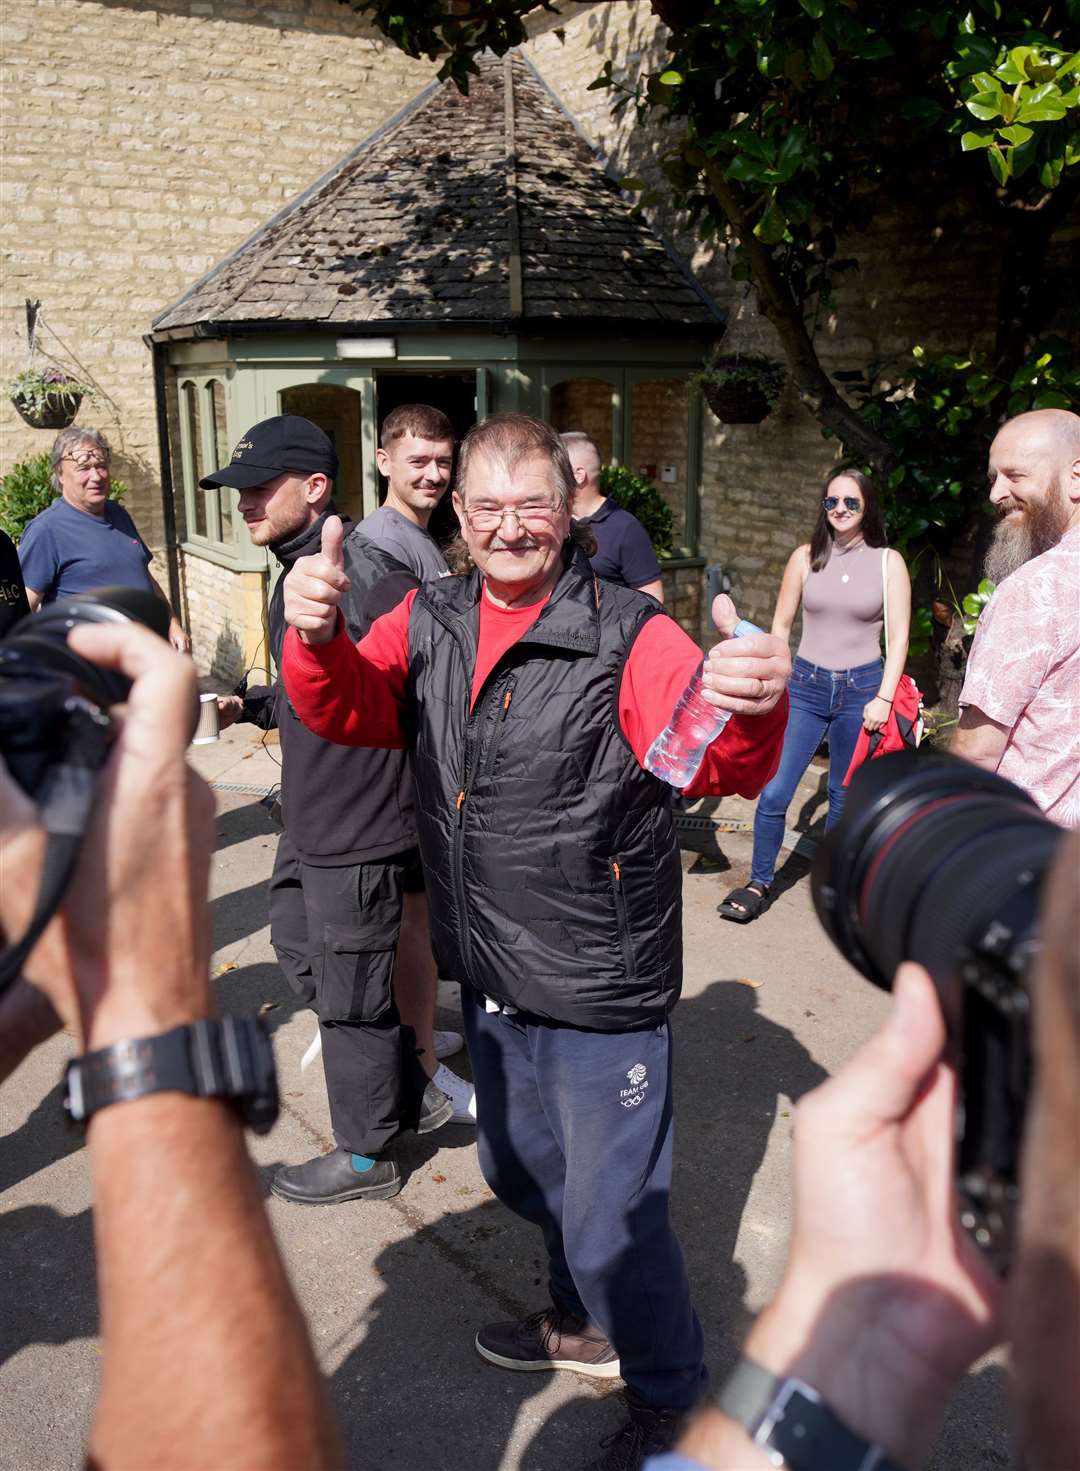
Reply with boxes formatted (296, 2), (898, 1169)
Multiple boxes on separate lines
(282, 587), (786, 798)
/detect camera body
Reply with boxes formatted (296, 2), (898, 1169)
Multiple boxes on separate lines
(812, 749), (1064, 1272)
(0, 588), (170, 798)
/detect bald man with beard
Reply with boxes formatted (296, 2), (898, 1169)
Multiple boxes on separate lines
(952, 408), (1080, 826)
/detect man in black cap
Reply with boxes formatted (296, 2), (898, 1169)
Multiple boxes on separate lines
(205, 414), (455, 1202)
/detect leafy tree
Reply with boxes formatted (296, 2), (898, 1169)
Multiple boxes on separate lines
(346, 1), (1078, 491)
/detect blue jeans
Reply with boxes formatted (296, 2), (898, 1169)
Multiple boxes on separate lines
(750, 655), (883, 888)
(461, 988), (706, 1410)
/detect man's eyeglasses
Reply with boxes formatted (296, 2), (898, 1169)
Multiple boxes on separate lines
(62, 453), (110, 471)
(464, 502), (559, 532)
(822, 496), (861, 512)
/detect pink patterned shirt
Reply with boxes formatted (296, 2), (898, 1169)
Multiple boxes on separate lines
(960, 524), (1080, 827)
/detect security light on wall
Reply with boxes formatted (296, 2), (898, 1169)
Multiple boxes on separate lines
(336, 338), (396, 359)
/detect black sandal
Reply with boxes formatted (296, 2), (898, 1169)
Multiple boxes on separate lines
(716, 882), (771, 923)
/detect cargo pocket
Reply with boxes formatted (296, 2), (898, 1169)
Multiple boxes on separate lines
(318, 921), (396, 1025)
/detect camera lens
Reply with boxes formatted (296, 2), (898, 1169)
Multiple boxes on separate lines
(811, 749), (1064, 994)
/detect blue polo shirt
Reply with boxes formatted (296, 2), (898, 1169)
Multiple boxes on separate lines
(577, 497), (662, 590)
(18, 497), (154, 604)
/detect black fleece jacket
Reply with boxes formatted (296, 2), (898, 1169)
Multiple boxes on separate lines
(241, 506), (419, 865)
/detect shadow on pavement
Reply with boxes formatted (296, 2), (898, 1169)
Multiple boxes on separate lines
(213, 796), (279, 854)
(326, 979), (832, 1470)
(0, 1204), (96, 1366)
(0, 1078), (83, 1198)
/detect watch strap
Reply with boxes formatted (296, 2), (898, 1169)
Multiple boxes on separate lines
(714, 1356), (906, 1471)
(64, 1016), (278, 1133)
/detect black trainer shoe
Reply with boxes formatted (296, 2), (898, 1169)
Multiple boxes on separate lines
(475, 1306), (621, 1378)
(270, 1149), (401, 1204)
(579, 1395), (680, 1471)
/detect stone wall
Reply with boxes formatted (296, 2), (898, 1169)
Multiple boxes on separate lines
(181, 548), (269, 687)
(1, 0), (434, 566)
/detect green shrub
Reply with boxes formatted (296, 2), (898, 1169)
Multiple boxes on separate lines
(599, 464), (675, 555)
(0, 452), (126, 542)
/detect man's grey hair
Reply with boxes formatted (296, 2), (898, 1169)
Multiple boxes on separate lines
(457, 413), (575, 509)
(50, 426), (111, 494)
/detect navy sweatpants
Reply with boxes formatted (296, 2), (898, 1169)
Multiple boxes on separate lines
(460, 987), (705, 1411)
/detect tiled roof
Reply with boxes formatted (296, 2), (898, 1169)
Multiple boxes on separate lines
(153, 54), (720, 334)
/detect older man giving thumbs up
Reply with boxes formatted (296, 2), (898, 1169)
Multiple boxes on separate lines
(281, 414), (790, 1471)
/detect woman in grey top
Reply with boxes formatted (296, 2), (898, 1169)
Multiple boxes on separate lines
(718, 469), (911, 921)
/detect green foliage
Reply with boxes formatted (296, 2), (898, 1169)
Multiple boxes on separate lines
(688, 352), (787, 407)
(599, 464), (675, 556)
(338, 0), (556, 90)
(4, 366), (96, 416)
(832, 336), (1079, 552)
(0, 452), (126, 542)
(594, 2), (1078, 312)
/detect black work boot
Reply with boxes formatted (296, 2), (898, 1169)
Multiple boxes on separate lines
(579, 1393), (680, 1471)
(270, 1148), (401, 1204)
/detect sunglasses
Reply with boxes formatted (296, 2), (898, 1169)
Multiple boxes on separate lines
(823, 496), (862, 513)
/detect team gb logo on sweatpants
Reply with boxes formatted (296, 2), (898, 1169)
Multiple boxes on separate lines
(620, 1064), (649, 1107)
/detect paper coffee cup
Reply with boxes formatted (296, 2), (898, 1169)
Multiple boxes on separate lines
(192, 691), (221, 745)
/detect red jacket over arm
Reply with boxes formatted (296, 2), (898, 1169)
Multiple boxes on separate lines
(281, 587), (787, 797)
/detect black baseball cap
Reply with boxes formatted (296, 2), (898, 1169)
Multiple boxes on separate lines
(199, 415), (339, 490)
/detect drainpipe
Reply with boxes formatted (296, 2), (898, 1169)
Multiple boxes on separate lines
(145, 333), (181, 613)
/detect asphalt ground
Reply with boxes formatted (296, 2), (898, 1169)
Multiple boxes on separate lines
(0, 725), (1011, 1470)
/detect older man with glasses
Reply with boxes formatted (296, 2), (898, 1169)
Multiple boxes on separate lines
(280, 412), (790, 1471)
(16, 426), (189, 651)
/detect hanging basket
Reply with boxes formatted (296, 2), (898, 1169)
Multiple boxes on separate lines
(702, 381), (773, 425)
(9, 388), (83, 430)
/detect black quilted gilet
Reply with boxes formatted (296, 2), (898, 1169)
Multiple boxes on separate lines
(407, 546), (683, 1030)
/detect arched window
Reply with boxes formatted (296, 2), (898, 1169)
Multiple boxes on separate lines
(548, 377), (615, 461)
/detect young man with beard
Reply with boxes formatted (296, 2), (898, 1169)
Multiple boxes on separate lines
(205, 415), (460, 1204)
(952, 408), (1080, 826)
(362, 402), (455, 581)
(359, 403), (476, 1122)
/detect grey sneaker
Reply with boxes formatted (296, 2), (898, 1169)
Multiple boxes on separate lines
(475, 1306), (620, 1378)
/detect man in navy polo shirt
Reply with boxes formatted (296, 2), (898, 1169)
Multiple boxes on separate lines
(18, 426), (189, 651)
(561, 431), (664, 602)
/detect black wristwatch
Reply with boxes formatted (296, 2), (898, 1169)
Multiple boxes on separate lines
(63, 1016), (279, 1134)
(714, 1357), (906, 1471)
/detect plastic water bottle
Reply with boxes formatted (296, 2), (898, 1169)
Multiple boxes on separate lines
(645, 619), (764, 788)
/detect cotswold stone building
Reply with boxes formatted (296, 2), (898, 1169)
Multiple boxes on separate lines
(3, 1), (1072, 679)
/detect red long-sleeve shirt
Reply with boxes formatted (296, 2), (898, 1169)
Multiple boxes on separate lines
(282, 587), (786, 799)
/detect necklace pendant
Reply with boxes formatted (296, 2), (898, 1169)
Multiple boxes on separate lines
(841, 572), (850, 583)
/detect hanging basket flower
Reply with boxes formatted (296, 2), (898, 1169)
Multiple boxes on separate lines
(690, 354), (786, 425)
(5, 367), (90, 430)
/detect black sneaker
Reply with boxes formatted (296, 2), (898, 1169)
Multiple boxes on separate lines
(270, 1149), (401, 1204)
(579, 1395), (680, 1471)
(475, 1306), (621, 1378)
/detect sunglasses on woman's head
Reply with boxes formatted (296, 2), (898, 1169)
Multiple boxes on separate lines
(823, 496), (862, 512)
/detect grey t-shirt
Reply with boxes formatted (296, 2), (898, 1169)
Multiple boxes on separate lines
(361, 504), (448, 581)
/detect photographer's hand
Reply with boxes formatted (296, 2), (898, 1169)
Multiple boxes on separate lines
(677, 963), (1002, 1470)
(0, 622), (343, 1470)
(0, 622), (215, 1051)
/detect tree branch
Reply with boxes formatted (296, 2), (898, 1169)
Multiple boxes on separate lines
(703, 160), (896, 473)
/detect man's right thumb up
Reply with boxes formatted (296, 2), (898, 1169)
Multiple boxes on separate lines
(321, 513), (345, 571)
